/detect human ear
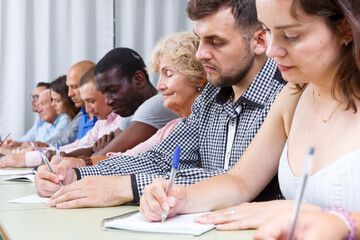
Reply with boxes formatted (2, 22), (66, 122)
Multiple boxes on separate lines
(338, 18), (353, 44)
(252, 29), (267, 55)
(132, 71), (146, 88)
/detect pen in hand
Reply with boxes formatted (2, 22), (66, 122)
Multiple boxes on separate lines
(287, 146), (314, 240)
(56, 142), (60, 165)
(161, 146), (181, 223)
(30, 141), (37, 151)
(39, 149), (63, 187)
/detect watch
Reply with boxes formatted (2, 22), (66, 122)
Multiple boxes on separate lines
(77, 155), (93, 166)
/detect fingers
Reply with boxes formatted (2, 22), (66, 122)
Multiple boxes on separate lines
(35, 165), (61, 197)
(140, 178), (171, 222)
(56, 160), (75, 183)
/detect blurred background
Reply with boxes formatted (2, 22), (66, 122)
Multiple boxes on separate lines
(0, 0), (192, 139)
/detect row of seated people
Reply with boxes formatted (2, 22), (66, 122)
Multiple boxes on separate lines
(1, 0), (360, 239)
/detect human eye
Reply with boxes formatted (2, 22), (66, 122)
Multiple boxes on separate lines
(283, 32), (299, 41)
(166, 70), (174, 78)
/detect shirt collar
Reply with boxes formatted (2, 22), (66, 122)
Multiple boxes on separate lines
(216, 58), (284, 109)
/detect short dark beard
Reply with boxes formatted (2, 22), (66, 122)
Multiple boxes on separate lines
(212, 55), (254, 88)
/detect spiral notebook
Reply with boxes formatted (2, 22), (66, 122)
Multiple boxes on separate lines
(101, 210), (215, 236)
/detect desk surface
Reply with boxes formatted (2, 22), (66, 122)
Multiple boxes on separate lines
(0, 170), (255, 240)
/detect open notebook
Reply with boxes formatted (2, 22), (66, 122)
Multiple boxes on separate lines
(101, 210), (215, 236)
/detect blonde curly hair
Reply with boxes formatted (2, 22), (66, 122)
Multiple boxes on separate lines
(150, 32), (207, 87)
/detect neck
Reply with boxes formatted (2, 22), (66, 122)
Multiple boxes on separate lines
(175, 93), (201, 118)
(232, 55), (267, 103)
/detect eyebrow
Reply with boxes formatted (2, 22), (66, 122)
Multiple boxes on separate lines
(193, 29), (226, 41)
(259, 20), (301, 30)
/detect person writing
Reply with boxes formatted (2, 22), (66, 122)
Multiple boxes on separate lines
(139, 0), (360, 238)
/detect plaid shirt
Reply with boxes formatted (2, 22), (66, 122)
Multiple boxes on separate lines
(75, 58), (286, 202)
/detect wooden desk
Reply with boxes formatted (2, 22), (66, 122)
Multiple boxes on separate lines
(0, 171), (255, 240)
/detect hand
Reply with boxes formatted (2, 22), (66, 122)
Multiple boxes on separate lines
(0, 153), (26, 168)
(33, 141), (49, 148)
(254, 209), (349, 240)
(7, 141), (21, 148)
(194, 200), (321, 230)
(139, 178), (187, 222)
(50, 156), (85, 168)
(92, 131), (115, 152)
(47, 175), (133, 209)
(35, 160), (76, 197)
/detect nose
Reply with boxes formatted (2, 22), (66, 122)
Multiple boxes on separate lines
(265, 35), (287, 58)
(156, 75), (167, 91)
(68, 88), (74, 97)
(85, 103), (93, 113)
(51, 100), (56, 108)
(196, 41), (212, 61)
(104, 93), (114, 106)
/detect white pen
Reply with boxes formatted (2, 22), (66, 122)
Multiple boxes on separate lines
(161, 146), (181, 223)
(30, 141), (37, 151)
(288, 147), (314, 240)
(39, 149), (63, 187)
(56, 142), (60, 165)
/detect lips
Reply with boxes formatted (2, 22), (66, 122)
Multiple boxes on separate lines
(277, 64), (294, 72)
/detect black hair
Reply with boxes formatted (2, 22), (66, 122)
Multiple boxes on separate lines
(94, 47), (150, 83)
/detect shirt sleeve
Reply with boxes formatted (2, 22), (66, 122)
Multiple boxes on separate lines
(44, 114), (71, 145)
(131, 93), (178, 130)
(53, 112), (82, 146)
(75, 92), (205, 202)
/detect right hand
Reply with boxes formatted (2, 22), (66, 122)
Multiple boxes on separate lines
(139, 178), (187, 222)
(50, 156), (85, 168)
(35, 160), (76, 197)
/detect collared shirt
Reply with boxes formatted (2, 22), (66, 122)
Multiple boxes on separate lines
(51, 109), (83, 146)
(43, 113), (71, 145)
(60, 112), (122, 153)
(75, 58), (286, 202)
(75, 108), (97, 140)
(16, 118), (53, 142)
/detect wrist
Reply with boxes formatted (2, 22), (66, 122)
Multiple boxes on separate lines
(323, 207), (357, 240)
(77, 155), (93, 166)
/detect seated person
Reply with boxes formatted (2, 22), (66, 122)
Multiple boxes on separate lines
(24, 67), (122, 167)
(51, 32), (206, 166)
(139, 0), (360, 237)
(51, 47), (177, 160)
(0, 76), (76, 166)
(64, 60), (97, 143)
(0, 82), (51, 151)
(34, 5), (285, 208)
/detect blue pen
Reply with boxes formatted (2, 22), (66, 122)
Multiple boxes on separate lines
(161, 146), (181, 223)
(56, 142), (60, 165)
(39, 149), (63, 187)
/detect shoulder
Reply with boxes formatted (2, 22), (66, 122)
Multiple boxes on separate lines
(271, 83), (305, 137)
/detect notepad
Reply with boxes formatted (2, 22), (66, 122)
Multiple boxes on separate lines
(101, 211), (215, 236)
(3, 174), (35, 182)
(8, 194), (49, 204)
(0, 169), (34, 176)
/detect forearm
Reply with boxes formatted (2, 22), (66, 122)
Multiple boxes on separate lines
(182, 172), (246, 213)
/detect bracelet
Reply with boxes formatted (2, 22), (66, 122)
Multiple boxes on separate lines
(323, 206), (356, 240)
(77, 155), (93, 166)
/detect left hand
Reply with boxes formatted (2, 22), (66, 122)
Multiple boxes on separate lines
(47, 175), (133, 209)
(0, 153), (26, 168)
(92, 131), (115, 152)
(194, 200), (320, 230)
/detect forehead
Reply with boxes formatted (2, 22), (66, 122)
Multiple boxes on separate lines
(50, 89), (61, 98)
(80, 82), (99, 98)
(159, 55), (175, 70)
(66, 71), (82, 86)
(38, 92), (50, 102)
(256, 0), (300, 26)
(33, 86), (47, 95)
(193, 8), (240, 38)
(96, 68), (128, 88)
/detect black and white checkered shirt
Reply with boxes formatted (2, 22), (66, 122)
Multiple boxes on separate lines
(75, 58), (286, 202)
